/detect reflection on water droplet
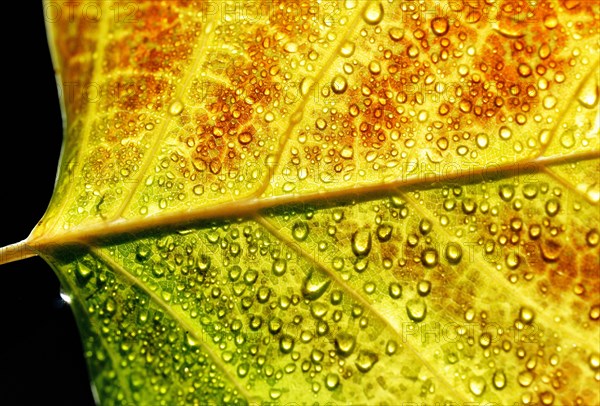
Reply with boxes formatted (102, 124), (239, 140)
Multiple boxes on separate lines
(476, 133), (489, 149)
(419, 219), (432, 235)
(499, 184), (515, 201)
(560, 129), (575, 149)
(499, 126), (512, 140)
(540, 391), (555, 405)
(362, 2), (383, 24)
(506, 252), (521, 269)
(279, 334), (295, 353)
(518, 370), (534, 387)
(238, 132), (253, 145)
(406, 298), (427, 322)
(417, 280), (431, 296)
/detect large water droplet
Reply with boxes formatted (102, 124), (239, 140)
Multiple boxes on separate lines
(325, 373), (340, 390)
(302, 272), (331, 300)
(335, 332), (356, 356)
(352, 229), (372, 257)
(445, 242), (463, 264)
(355, 350), (378, 373)
(292, 222), (309, 241)
(168, 100), (184, 116)
(272, 259), (287, 276)
(469, 376), (486, 396)
(492, 370), (506, 389)
(362, 2), (383, 24)
(431, 17), (449, 35)
(421, 248), (438, 268)
(406, 298), (427, 322)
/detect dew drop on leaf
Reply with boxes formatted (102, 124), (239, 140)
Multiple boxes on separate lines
(355, 350), (378, 373)
(352, 229), (372, 257)
(492, 370), (507, 390)
(335, 332), (356, 356)
(362, 1), (383, 25)
(469, 376), (486, 396)
(406, 298), (427, 322)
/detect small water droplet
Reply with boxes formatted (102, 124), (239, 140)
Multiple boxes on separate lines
(499, 184), (515, 201)
(279, 334), (295, 354)
(417, 280), (431, 296)
(340, 41), (355, 57)
(238, 132), (253, 145)
(586, 229), (599, 247)
(518, 370), (534, 387)
(419, 219), (432, 235)
(284, 42), (298, 53)
(505, 252), (521, 270)
(331, 75), (348, 94)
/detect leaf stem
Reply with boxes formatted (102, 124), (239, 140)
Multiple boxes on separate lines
(0, 240), (38, 266)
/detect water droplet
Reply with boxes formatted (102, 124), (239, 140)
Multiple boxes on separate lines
(335, 333), (356, 356)
(340, 41), (355, 57)
(578, 80), (599, 108)
(269, 317), (283, 334)
(540, 391), (555, 405)
(545, 198), (560, 217)
(586, 229), (599, 247)
(505, 252), (521, 269)
(331, 75), (348, 94)
(238, 132), (253, 145)
(469, 376), (486, 396)
(519, 306), (535, 324)
(492, 370), (506, 389)
(421, 248), (438, 268)
(355, 350), (378, 373)
(518, 370), (534, 387)
(517, 63), (532, 77)
(417, 280), (431, 296)
(388, 27), (404, 41)
(168, 100), (184, 115)
(284, 42), (298, 53)
(389, 282), (402, 299)
(315, 118), (327, 131)
(292, 222), (309, 241)
(499, 126), (512, 140)
(589, 353), (600, 370)
(428, 16), (449, 36)
(406, 298), (427, 322)
(362, 2), (383, 24)
(279, 334), (295, 353)
(560, 129), (575, 148)
(352, 229), (372, 257)
(523, 183), (538, 199)
(419, 219), (433, 235)
(302, 272), (331, 300)
(368, 61), (381, 75)
(499, 184), (515, 201)
(272, 259), (287, 276)
(543, 15), (558, 29)
(325, 373), (339, 390)
(376, 224), (393, 242)
(476, 133), (489, 149)
(237, 363), (249, 378)
(445, 243), (462, 264)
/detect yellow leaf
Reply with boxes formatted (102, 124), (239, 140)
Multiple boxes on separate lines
(2, 0), (599, 404)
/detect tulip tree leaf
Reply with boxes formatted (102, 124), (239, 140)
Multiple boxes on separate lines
(2, 0), (599, 404)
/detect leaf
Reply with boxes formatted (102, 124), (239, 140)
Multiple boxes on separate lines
(2, 0), (599, 404)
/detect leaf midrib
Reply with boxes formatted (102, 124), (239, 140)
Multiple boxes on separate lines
(26, 150), (600, 251)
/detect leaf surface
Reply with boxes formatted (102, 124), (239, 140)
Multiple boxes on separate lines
(6, 0), (600, 404)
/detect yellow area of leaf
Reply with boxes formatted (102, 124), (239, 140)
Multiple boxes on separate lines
(4, 0), (598, 404)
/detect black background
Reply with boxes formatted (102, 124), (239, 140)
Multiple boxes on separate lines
(0, 3), (95, 405)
